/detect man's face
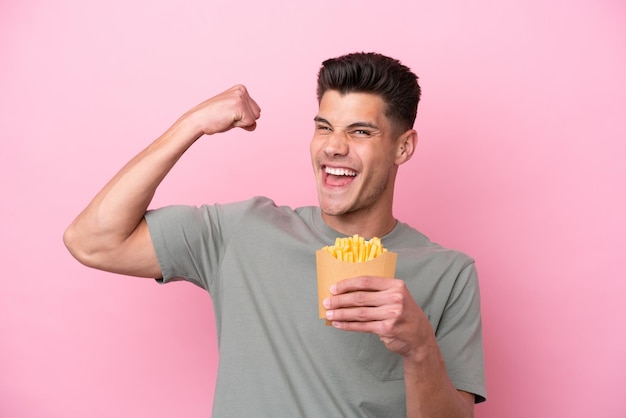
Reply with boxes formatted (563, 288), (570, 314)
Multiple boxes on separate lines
(310, 90), (403, 222)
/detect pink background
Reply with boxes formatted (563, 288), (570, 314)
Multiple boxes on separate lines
(2, 0), (625, 417)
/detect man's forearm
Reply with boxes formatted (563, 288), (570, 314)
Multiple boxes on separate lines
(404, 339), (474, 418)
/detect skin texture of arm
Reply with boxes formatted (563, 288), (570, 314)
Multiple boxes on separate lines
(63, 85), (261, 278)
(324, 276), (475, 417)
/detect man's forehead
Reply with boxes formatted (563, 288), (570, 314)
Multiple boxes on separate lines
(317, 90), (388, 126)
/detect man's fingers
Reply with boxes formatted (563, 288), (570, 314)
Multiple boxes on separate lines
(326, 305), (390, 322)
(238, 121), (257, 131)
(331, 276), (395, 295)
(324, 291), (369, 312)
(233, 89), (261, 131)
(248, 96), (261, 119)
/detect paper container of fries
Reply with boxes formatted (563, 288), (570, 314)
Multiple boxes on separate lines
(316, 246), (397, 322)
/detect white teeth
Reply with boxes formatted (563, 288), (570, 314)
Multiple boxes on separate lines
(325, 166), (357, 176)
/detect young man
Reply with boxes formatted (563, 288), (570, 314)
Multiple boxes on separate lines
(64, 52), (486, 417)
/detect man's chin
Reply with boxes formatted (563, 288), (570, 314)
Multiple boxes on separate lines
(319, 202), (355, 218)
(317, 191), (353, 215)
(319, 204), (346, 218)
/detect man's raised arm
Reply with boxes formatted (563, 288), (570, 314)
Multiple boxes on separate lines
(63, 85), (261, 278)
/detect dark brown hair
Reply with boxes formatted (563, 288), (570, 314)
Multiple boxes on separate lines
(316, 52), (421, 132)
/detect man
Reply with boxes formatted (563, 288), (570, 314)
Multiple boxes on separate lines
(64, 52), (486, 417)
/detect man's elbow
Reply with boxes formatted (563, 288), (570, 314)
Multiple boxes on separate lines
(63, 224), (102, 269)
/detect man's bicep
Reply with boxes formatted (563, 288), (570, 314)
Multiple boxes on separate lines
(105, 218), (163, 278)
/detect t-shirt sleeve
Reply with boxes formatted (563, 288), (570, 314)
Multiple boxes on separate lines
(437, 261), (487, 403)
(144, 199), (253, 291)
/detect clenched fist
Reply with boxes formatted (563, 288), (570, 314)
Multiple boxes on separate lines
(183, 84), (261, 137)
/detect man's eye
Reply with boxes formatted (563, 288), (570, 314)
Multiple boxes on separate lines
(316, 125), (332, 132)
(353, 130), (371, 136)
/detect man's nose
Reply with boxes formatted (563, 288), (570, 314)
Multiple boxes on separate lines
(324, 131), (349, 156)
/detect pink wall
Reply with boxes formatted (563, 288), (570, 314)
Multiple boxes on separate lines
(2, 1), (624, 417)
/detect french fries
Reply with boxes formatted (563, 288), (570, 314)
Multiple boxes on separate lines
(322, 234), (387, 262)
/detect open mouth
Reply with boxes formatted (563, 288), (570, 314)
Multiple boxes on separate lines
(323, 165), (357, 187)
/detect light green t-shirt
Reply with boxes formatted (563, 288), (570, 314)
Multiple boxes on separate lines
(145, 196), (486, 417)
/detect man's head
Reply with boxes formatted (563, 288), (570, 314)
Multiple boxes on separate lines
(316, 52), (421, 135)
(310, 52), (421, 237)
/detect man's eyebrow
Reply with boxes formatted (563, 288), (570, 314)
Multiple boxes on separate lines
(313, 116), (331, 125)
(313, 117), (380, 130)
(346, 121), (380, 130)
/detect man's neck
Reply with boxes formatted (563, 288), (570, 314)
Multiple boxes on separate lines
(321, 211), (397, 239)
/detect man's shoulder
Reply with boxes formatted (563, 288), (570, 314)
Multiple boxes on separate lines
(393, 222), (475, 266)
(233, 196), (317, 218)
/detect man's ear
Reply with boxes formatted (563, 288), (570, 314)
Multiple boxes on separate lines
(395, 129), (417, 165)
